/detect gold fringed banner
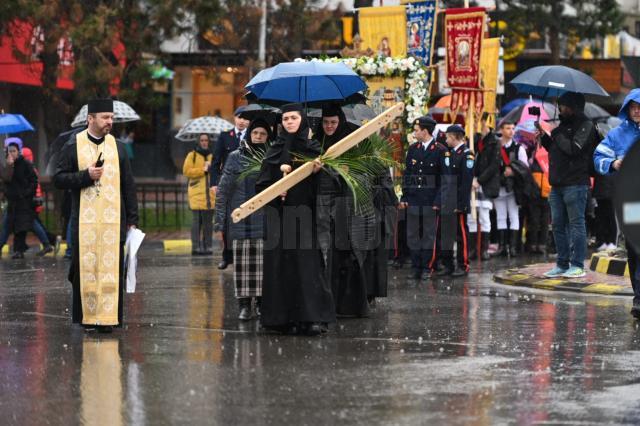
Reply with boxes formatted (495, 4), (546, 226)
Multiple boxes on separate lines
(445, 7), (485, 115)
(359, 6), (407, 57)
(480, 37), (500, 128)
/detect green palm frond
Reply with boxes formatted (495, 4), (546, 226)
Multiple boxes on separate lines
(296, 133), (400, 214)
(238, 142), (271, 180)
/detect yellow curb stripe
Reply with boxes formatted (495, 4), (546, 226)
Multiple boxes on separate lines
(532, 279), (565, 289)
(163, 239), (192, 252)
(581, 283), (625, 295)
(595, 257), (610, 274)
(625, 264), (630, 278)
(505, 274), (530, 282)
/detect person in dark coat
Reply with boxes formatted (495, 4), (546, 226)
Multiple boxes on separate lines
(438, 125), (474, 277)
(255, 103), (334, 336)
(53, 99), (138, 332)
(314, 103), (370, 317)
(469, 114), (501, 260)
(211, 107), (250, 270)
(538, 91), (599, 278)
(1, 140), (37, 259)
(400, 115), (448, 279)
(592, 162), (617, 251)
(215, 119), (272, 321)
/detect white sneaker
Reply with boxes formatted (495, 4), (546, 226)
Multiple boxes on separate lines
(596, 243), (608, 252)
(607, 243), (617, 251)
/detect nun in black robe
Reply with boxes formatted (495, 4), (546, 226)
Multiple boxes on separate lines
(255, 103), (335, 336)
(315, 104), (371, 317)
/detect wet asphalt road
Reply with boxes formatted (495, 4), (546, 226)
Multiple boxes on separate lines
(1, 251), (640, 425)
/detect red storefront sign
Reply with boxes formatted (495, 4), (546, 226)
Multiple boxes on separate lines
(0, 20), (126, 94)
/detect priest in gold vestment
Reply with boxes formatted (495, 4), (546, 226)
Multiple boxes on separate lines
(54, 99), (138, 331)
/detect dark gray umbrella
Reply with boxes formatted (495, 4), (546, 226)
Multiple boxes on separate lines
(510, 65), (609, 98)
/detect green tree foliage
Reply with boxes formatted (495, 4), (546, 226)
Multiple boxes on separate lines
(1, 0), (224, 135)
(495, 0), (623, 63)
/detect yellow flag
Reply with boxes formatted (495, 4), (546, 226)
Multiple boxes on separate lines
(480, 38), (500, 127)
(358, 6), (407, 57)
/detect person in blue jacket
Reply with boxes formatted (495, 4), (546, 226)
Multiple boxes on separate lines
(593, 88), (640, 318)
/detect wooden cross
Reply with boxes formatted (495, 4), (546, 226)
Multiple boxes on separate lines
(231, 102), (405, 223)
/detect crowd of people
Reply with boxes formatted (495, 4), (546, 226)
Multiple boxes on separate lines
(1, 88), (640, 333)
(0, 137), (59, 259)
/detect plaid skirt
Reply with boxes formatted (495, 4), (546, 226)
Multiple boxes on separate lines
(233, 239), (263, 298)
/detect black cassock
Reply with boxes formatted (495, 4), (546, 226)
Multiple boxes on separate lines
(53, 135), (138, 325)
(255, 127), (335, 330)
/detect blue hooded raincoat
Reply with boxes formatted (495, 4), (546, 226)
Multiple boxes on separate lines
(594, 88), (640, 175)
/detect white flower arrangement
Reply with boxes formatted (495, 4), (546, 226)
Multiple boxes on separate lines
(295, 56), (430, 125)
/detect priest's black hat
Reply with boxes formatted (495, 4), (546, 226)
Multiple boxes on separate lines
(88, 99), (113, 114)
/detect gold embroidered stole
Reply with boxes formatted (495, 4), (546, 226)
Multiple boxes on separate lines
(76, 130), (121, 325)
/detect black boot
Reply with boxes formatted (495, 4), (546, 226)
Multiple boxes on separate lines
(509, 230), (519, 257)
(480, 232), (491, 261)
(497, 230), (508, 257)
(238, 298), (252, 321)
(451, 266), (468, 277)
(468, 232), (478, 260)
(255, 297), (262, 317)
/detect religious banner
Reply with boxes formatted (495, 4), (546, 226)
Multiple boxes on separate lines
(445, 7), (485, 113)
(359, 6), (407, 58)
(406, 0), (437, 66)
(366, 75), (406, 167)
(480, 37), (500, 126)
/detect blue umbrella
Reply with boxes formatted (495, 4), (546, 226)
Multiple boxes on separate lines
(499, 97), (546, 117)
(510, 65), (609, 98)
(245, 62), (367, 104)
(0, 113), (35, 134)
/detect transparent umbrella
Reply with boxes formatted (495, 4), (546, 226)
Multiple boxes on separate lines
(175, 116), (234, 142)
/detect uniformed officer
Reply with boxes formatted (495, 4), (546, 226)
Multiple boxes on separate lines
(400, 115), (448, 279)
(438, 124), (475, 277)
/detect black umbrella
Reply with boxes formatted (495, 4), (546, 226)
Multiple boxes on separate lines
(510, 65), (609, 98)
(238, 103), (280, 123)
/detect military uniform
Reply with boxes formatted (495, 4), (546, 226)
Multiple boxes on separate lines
(401, 116), (447, 277)
(439, 125), (474, 276)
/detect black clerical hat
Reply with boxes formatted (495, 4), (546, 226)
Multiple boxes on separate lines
(88, 99), (113, 114)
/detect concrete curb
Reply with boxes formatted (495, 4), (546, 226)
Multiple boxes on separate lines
(493, 269), (633, 296)
(589, 253), (630, 277)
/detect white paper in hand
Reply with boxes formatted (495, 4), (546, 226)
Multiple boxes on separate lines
(125, 227), (145, 293)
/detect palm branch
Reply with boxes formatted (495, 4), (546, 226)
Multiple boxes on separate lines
(297, 133), (400, 214)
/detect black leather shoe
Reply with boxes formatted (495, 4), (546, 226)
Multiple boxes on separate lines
(218, 260), (229, 270)
(631, 306), (640, 319)
(436, 268), (452, 277)
(11, 251), (25, 259)
(37, 245), (54, 257)
(306, 323), (322, 336)
(451, 267), (468, 277)
(238, 306), (252, 321)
